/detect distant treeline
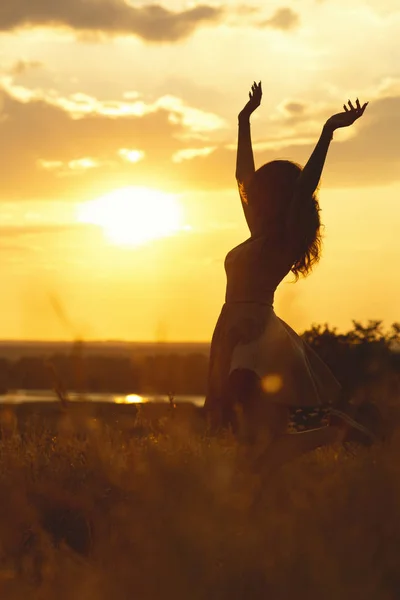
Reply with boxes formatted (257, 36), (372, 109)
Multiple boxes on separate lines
(0, 321), (398, 400)
(0, 351), (209, 396)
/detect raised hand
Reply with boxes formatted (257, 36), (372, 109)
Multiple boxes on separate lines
(325, 98), (368, 132)
(239, 81), (262, 120)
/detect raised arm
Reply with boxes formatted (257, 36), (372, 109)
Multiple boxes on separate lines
(236, 81), (262, 232)
(286, 98), (368, 238)
(236, 116), (255, 185)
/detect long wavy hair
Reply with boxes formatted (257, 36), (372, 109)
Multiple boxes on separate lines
(245, 159), (322, 280)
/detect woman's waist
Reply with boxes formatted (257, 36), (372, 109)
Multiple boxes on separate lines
(224, 299), (274, 308)
(225, 281), (275, 307)
(224, 291), (275, 308)
(220, 301), (275, 323)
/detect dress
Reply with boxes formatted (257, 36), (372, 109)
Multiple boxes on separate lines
(204, 229), (341, 428)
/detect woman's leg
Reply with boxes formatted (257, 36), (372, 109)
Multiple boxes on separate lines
(224, 368), (290, 446)
(253, 425), (341, 473)
(225, 368), (346, 471)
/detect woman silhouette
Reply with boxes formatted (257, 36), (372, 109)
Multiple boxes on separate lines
(204, 82), (372, 469)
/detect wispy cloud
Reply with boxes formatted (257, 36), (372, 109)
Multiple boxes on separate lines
(7, 60), (43, 76)
(118, 148), (145, 164)
(37, 157), (102, 174)
(172, 147), (216, 163)
(0, 224), (85, 237)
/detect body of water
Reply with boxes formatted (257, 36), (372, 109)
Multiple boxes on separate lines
(0, 390), (205, 407)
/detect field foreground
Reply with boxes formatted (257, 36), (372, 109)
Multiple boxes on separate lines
(1, 401), (400, 600)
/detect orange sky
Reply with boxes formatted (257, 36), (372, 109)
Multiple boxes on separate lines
(0, 0), (399, 341)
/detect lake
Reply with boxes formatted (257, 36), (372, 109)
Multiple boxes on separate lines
(0, 390), (205, 407)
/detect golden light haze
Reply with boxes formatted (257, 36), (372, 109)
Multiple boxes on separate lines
(0, 0), (399, 341)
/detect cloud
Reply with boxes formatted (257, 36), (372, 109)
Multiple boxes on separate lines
(0, 224), (85, 237)
(0, 86), (182, 199)
(8, 60), (43, 76)
(0, 80), (230, 198)
(172, 147), (216, 163)
(235, 5), (259, 16)
(155, 96), (227, 133)
(37, 160), (64, 171)
(0, 83), (226, 199)
(67, 157), (99, 171)
(2, 79), (227, 130)
(118, 148), (145, 164)
(254, 96), (400, 188)
(1, 81), (400, 203)
(0, 0), (223, 42)
(322, 95), (400, 187)
(259, 7), (300, 31)
(283, 101), (306, 115)
(171, 95), (400, 190)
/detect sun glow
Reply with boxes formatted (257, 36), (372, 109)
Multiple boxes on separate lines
(115, 394), (146, 404)
(78, 187), (183, 246)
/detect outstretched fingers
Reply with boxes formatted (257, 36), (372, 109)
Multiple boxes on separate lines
(344, 97), (368, 119)
(248, 81), (262, 105)
(353, 98), (368, 118)
(250, 81), (261, 96)
(240, 80), (262, 118)
(343, 99), (356, 113)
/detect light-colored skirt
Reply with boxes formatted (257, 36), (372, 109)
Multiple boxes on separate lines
(204, 302), (341, 419)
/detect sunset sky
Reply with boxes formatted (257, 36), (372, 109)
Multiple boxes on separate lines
(0, 0), (399, 341)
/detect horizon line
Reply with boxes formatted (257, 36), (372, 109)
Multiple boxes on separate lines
(0, 339), (211, 344)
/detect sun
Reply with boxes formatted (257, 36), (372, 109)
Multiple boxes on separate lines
(77, 187), (184, 246)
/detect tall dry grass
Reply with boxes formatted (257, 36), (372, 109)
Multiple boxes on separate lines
(0, 401), (400, 600)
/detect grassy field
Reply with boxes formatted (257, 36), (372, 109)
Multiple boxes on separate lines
(0, 400), (400, 600)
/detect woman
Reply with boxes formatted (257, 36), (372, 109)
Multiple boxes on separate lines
(204, 81), (373, 469)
